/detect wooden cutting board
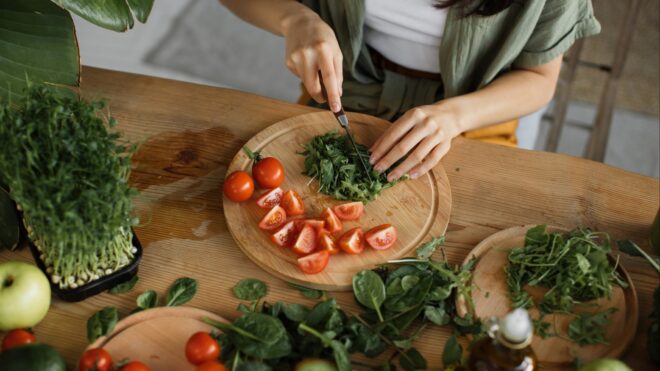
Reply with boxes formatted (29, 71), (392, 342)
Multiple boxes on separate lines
(224, 111), (452, 291)
(457, 225), (638, 367)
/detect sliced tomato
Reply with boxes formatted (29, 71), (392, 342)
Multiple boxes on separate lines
(317, 229), (339, 255)
(338, 227), (364, 254)
(332, 202), (364, 221)
(280, 190), (304, 216)
(270, 220), (297, 247)
(292, 224), (317, 255)
(256, 187), (283, 209)
(321, 207), (342, 233)
(297, 250), (330, 274)
(258, 205), (286, 231)
(293, 218), (326, 232)
(365, 224), (398, 250)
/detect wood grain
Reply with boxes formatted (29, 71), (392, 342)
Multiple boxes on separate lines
(224, 111), (451, 290)
(0, 67), (657, 370)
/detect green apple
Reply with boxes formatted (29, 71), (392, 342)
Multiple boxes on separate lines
(0, 261), (51, 330)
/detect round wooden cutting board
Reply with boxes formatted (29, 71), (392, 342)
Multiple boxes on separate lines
(457, 225), (638, 367)
(224, 111), (452, 291)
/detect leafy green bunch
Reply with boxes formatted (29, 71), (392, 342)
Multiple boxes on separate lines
(300, 130), (397, 203)
(0, 85), (138, 289)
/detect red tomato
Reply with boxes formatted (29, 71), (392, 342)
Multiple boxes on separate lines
(79, 348), (113, 371)
(332, 202), (364, 221)
(297, 250), (330, 274)
(365, 224), (398, 250)
(292, 224), (317, 255)
(1, 329), (36, 351)
(321, 208), (342, 233)
(317, 229), (339, 255)
(196, 361), (228, 371)
(293, 218), (325, 231)
(252, 157), (284, 189)
(255, 187), (283, 209)
(280, 190), (304, 216)
(258, 205), (287, 231)
(270, 220), (298, 247)
(223, 171), (254, 202)
(185, 331), (221, 365)
(338, 227), (365, 254)
(121, 361), (150, 371)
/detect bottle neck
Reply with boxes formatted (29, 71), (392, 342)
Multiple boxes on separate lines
(495, 330), (533, 350)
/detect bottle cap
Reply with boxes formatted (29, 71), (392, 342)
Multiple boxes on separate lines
(498, 308), (533, 348)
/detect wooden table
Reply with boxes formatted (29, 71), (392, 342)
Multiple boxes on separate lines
(1, 67), (658, 369)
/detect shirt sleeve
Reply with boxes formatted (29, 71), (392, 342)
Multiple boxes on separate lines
(513, 0), (601, 67)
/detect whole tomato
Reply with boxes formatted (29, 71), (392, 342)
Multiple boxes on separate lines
(223, 170), (254, 202)
(1, 329), (36, 351)
(185, 331), (221, 365)
(243, 147), (284, 189)
(79, 348), (113, 371)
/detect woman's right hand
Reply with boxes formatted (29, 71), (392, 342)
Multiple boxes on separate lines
(282, 13), (343, 112)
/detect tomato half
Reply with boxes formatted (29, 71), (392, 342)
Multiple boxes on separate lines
(196, 361), (228, 371)
(297, 250), (330, 274)
(1, 329), (36, 351)
(292, 224), (317, 255)
(321, 207), (342, 233)
(121, 361), (150, 371)
(223, 171), (254, 202)
(293, 218), (325, 232)
(253, 157), (284, 189)
(317, 229), (339, 255)
(280, 190), (304, 216)
(79, 348), (113, 371)
(365, 224), (398, 250)
(258, 205), (287, 231)
(185, 331), (221, 365)
(332, 202), (364, 221)
(338, 227), (365, 254)
(270, 220), (298, 247)
(256, 187), (283, 209)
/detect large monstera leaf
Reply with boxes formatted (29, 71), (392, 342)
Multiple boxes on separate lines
(51, 0), (154, 32)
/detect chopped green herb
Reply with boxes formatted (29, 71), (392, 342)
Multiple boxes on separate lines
(568, 308), (617, 346)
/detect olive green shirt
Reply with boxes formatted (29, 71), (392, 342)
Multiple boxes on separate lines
(300, 0), (600, 120)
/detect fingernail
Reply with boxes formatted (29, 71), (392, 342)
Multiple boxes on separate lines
(330, 102), (340, 112)
(387, 173), (397, 182)
(369, 156), (375, 165)
(374, 164), (384, 173)
(410, 171), (420, 179)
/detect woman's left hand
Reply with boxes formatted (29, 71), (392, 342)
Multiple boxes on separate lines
(369, 103), (462, 182)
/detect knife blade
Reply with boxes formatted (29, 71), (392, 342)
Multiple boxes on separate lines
(318, 72), (373, 182)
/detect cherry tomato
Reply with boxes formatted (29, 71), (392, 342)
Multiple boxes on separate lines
(79, 348), (113, 371)
(317, 229), (339, 255)
(321, 207), (342, 233)
(223, 171), (254, 202)
(121, 361), (150, 371)
(292, 224), (317, 255)
(258, 205), (287, 231)
(338, 227), (365, 254)
(365, 224), (398, 250)
(297, 250), (330, 274)
(185, 331), (221, 365)
(252, 157), (284, 189)
(293, 218), (325, 232)
(280, 190), (304, 216)
(256, 187), (283, 209)
(195, 361), (228, 371)
(332, 202), (364, 221)
(1, 329), (36, 351)
(270, 220), (298, 247)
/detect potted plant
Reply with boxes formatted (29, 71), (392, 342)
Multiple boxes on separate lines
(0, 85), (142, 301)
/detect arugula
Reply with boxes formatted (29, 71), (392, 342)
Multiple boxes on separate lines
(568, 308), (617, 346)
(108, 275), (139, 294)
(233, 278), (268, 301)
(87, 307), (118, 342)
(416, 236), (445, 259)
(166, 277), (198, 306)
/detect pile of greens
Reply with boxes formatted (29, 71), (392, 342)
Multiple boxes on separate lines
(204, 237), (481, 370)
(0, 85), (138, 290)
(300, 130), (397, 203)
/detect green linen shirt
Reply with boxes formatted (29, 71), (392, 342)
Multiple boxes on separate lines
(300, 0), (600, 120)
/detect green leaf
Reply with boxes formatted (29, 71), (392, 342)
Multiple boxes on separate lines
(415, 236), (445, 259)
(330, 339), (351, 371)
(233, 278), (268, 301)
(0, 0), (79, 102)
(524, 224), (548, 247)
(166, 277), (197, 306)
(288, 282), (325, 299)
(352, 270), (386, 322)
(87, 306), (118, 342)
(568, 308), (617, 346)
(51, 0), (154, 32)
(0, 187), (19, 250)
(306, 298), (337, 327)
(401, 275), (420, 291)
(575, 253), (591, 274)
(236, 362), (272, 371)
(399, 347), (427, 371)
(108, 275), (138, 294)
(424, 306), (450, 326)
(225, 312), (292, 359)
(617, 240), (644, 257)
(282, 303), (309, 322)
(442, 335), (462, 368)
(136, 290), (158, 310)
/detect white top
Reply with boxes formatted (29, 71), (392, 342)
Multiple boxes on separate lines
(499, 308), (533, 343)
(364, 0), (447, 74)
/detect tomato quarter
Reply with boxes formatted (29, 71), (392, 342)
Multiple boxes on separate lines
(270, 220), (298, 247)
(280, 190), (304, 216)
(79, 348), (113, 371)
(223, 171), (254, 202)
(365, 224), (398, 250)
(195, 361), (228, 371)
(1, 329), (36, 351)
(297, 250), (330, 274)
(185, 331), (221, 365)
(292, 224), (317, 255)
(255, 187), (283, 209)
(332, 202), (364, 221)
(338, 227), (365, 254)
(121, 361), (150, 371)
(293, 218), (325, 231)
(321, 207), (342, 233)
(258, 205), (287, 231)
(317, 229), (339, 255)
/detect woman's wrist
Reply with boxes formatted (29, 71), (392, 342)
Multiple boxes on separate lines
(280, 9), (320, 38)
(431, 98), (467, 139)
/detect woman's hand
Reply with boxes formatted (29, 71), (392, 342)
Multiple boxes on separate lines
(369, 103), (463, 181)
(282, 13), (343, 112)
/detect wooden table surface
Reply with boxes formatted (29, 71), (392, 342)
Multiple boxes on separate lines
(1, 67), (658, 370)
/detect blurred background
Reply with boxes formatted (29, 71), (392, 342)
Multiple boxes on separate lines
(74, 0), (659, 178)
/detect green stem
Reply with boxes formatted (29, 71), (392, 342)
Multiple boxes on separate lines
(202, 317), (264, 342)
(242, 146), (261, 162)
(372, 298), (384, 323)
(298, 322), (331, 346)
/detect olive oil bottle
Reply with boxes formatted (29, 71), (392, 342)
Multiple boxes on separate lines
(468, 308), (537, 371)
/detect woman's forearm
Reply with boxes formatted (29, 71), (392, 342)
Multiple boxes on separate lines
(220, 0), (318, 37)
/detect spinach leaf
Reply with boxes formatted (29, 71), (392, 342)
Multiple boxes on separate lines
(288, 282), (325, 299)
(353, 270), (386, 322)
(211, 313), (292, 359)
(166, 277), (197, 306)
(108, 275), (138, 294)
(346, 318), (386, 357)
(283, 303), (309, 322)
(236, 362), (272, 371)
(136, 290), (158, 310)
(307, 299), (337, 327)
(442, 335), (462, 368)
(415, 236), (445, 259)
(384, 273), (433, 313)
(424, 306), (450, 326)
(401, 275), (420, 291)
(399, 347), (427, 371)
(87, 306), (118, 342)
(233, 278), (268, 301)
